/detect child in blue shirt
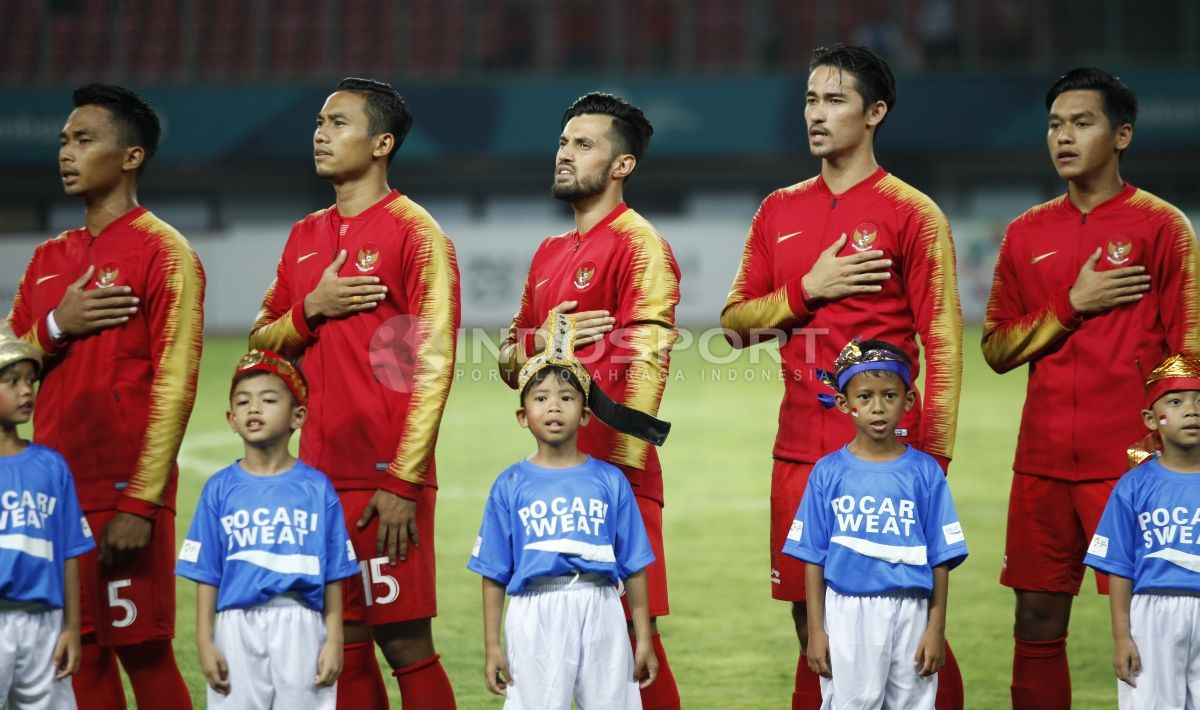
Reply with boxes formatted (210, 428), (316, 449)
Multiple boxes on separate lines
(470, 314), (658, 709)
(175, 350), (359, 708)
(0, 325), (94, 709)
(1085, 353), (1200, 709)
(783, 338), (968, 709)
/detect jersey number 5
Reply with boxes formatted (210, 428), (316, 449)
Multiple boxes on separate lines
(359, 558), (400, 606)
(108, 579), (137, 628)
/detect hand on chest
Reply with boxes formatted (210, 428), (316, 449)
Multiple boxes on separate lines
(1020, 217), (1153, 288)
(38, 241), (146, 310)
(773, 215), (901, 281)
(295, 224), (402, 301)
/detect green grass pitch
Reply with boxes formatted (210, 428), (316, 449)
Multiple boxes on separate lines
(150, 327), (1118, 708)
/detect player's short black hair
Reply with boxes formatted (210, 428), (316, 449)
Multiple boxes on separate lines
(839, 339), (912, 393)
(334, 77), (413, 165)
(520, 365), (587, 405)
(1045, 67), (1138, 130)
(72, 83), (161, 176)
(809, 45), (897, 132)
(562, 92), (654, 164)
(229, 369), (307, 407)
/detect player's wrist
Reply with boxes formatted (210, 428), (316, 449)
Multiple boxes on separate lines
(302, 293), (324, 322)
(47, 309), (69, 340)
(1066, 286), (1092, 316)
(800, 273), (822, 302)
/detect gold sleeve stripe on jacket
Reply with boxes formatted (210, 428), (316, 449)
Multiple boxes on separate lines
(609, 211), (680, 469)
(249, 268), (307, 356)
(128, 213), (205, 507)
(1128, 190), (1200, 353)
(718, 183), (814, 341)
(878, 176), (963, 460)
(981, 197), (1075, 372)
(498, 273), (534, 389)
(386, 197), (461, 487)
(980, 230), (1075, 373)
(719, 227), (795, 339)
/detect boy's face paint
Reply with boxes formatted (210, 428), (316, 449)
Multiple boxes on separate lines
(1144, 390), (1200, 452)
(836, 371), (915, 444)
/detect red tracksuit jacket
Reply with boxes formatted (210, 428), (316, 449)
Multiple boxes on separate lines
(721, 167), (963, 468)
(7, 207), (205, 516)
(250, 190), (460, 499)
(498, 203), (680, 504)
(983, 183), (1200, 480)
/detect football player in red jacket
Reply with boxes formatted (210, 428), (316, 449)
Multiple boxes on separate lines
(8, 84), (201, 710)
(984, 67), (1200, 710)
(251, 78), (460, 710)
(721, 46), (965, 710)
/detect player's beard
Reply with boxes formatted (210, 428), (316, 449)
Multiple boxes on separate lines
(552, 169), (607, 203)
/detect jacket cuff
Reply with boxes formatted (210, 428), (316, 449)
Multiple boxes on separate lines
(115, 496), (161, 521)
(1050, 287), (1084, 330)
(784, 277), (816, 321)
(381, 476), (423, 501)
(930, 453), (951, 474)
(35, 314), (64, 356)
(290, 302), (318, 341)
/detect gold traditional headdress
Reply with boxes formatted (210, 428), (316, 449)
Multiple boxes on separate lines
(816, 338), (912, 408)
(1127, 353), (1200, 467)
(516, 313), (593, 402)
(515, 312), (671, 446)
(232, 349), (308, 406)
(0, 322), (40, 374)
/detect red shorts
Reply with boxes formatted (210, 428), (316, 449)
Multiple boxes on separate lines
(1001, 471), (1117, 595)
(770, 459), (814, 602)
(78, 509), (177, 645)
(621, 495), (670, 619)
(340, 486), (438, 626)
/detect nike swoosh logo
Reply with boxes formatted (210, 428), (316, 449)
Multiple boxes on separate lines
(35, 274), (60, 285)
(297, 252), (319, 264)
(1030, 251), (1057, 264)
(534, 279), (549, 290)
(777, 230), (803, 243)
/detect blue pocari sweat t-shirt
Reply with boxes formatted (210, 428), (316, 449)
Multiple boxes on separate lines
(468, 456), (655, 595)
(0, 443), (95, 608)
(1085, 457), (1200, 593)
(175, 460), (359, 612)
(782, 445), (967, 596)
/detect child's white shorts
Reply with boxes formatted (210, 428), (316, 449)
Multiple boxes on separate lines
(0, 605), (76, 710)
(1119, 593), (1200, 709)
(209, 594), (335, 710)
(820, 588), (937, 710)
(504, 574), (641, 710)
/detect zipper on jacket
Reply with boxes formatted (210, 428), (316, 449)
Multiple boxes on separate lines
(1070, 212), (1088, 476)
